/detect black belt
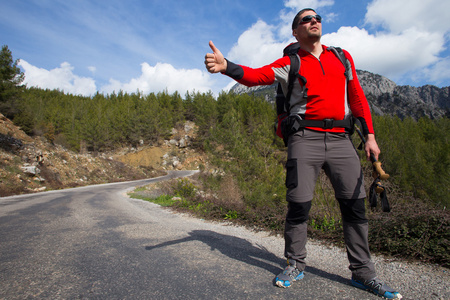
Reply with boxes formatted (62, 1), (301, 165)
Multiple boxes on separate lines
(294, 118), (353, 130)
(281, 115), (355, 146)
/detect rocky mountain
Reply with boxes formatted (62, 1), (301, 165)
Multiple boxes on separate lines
(230, 69), (449, 120)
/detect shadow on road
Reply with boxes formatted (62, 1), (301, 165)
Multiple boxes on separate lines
(145, 230), (349, 285)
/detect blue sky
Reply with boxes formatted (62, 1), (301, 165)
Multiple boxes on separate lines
(1, 0), (449, 97)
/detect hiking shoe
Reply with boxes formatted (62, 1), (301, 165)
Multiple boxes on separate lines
(275, 260), (304, 288)
(351, 276), (402, 299)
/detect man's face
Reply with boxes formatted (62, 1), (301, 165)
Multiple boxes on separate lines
(293, 10), (322, 42)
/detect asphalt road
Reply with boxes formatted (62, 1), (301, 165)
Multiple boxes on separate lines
(1, 171), (448, 299)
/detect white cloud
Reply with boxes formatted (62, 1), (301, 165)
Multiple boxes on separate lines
(365, 0), (450, 34)
(321, 0), (450, 83)
(419, 56), (450, 86)
(18, 60), (97, 96)
(88, 66), (96, 74)
(322, 26), (444, 78)
(228, 20), (287, 67)
(100, 62), (212, 96)
(227, 1), (338, 67)
(225, 0), (450, 87)
(18, 60), (215, 97)
(284, 0), (334, 10)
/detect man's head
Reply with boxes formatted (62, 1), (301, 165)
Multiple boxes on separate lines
(292, 8), (322, 43)
(292, 8), (318, 30)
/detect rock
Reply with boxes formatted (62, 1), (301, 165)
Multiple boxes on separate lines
(34, 176), (45, 182)
(172, 160), (180, 168)
(184, 122), (195, 133)
(21, 165), (40, 176)
(179, 138), (186, 148)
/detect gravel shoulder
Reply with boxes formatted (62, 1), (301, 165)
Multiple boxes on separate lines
(127, 194), (450, 300)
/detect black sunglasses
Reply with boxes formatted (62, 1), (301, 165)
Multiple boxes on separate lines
(299, 14), (322, 25)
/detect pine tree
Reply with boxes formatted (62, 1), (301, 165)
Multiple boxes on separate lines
(0, 45), (25, 117)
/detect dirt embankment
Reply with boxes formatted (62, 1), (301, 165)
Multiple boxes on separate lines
(0, 114), (207, 197)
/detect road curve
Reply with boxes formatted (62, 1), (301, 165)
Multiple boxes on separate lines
(0, 171), (448, 299)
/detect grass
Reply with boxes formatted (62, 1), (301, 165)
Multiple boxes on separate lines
(128, 192), (180, 207)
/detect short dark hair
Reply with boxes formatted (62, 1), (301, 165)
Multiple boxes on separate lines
(292, 8), (317, 30)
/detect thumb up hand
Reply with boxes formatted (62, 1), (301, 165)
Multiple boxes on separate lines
(204, 41), (227, 73)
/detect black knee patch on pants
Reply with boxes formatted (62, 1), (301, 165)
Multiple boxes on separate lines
(286, 201), (312, 225)
(338, 198), (367, 224)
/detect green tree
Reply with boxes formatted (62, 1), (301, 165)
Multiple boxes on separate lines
(189, 91), (218, 149)
(0, 45), (25, 117)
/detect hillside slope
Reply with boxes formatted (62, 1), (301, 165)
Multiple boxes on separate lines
(0, 114), (205, 197)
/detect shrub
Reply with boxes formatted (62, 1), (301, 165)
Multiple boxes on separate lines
(368, 200), (450, 267)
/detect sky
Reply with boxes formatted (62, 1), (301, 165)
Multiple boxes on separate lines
(1, 0), (449, 97)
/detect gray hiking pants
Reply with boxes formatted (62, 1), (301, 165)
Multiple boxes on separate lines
(284, 129), (376, 280)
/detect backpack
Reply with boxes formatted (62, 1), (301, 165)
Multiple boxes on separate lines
(275, 42), (353, 142)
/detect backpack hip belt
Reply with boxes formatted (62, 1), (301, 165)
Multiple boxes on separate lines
(281, 114), (354, 145)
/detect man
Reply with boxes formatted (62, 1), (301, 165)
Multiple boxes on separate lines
(204, 8), (402, 299)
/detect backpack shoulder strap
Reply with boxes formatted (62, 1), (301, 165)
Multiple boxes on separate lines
(284, 43), (307, 112)
(284, 42), (301, 92)
(327, 46), (353, 80)
(276, 42), (308, 116)
(285, 53), (301, 106)
(283, 42), (300, 56)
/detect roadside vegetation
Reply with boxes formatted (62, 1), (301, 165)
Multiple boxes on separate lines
(2, 45), (449, 267)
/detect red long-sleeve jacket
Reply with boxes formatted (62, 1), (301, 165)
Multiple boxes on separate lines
(224, 44), (374, 135)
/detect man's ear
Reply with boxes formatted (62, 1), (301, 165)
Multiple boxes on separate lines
(292, 29), (298, 38)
